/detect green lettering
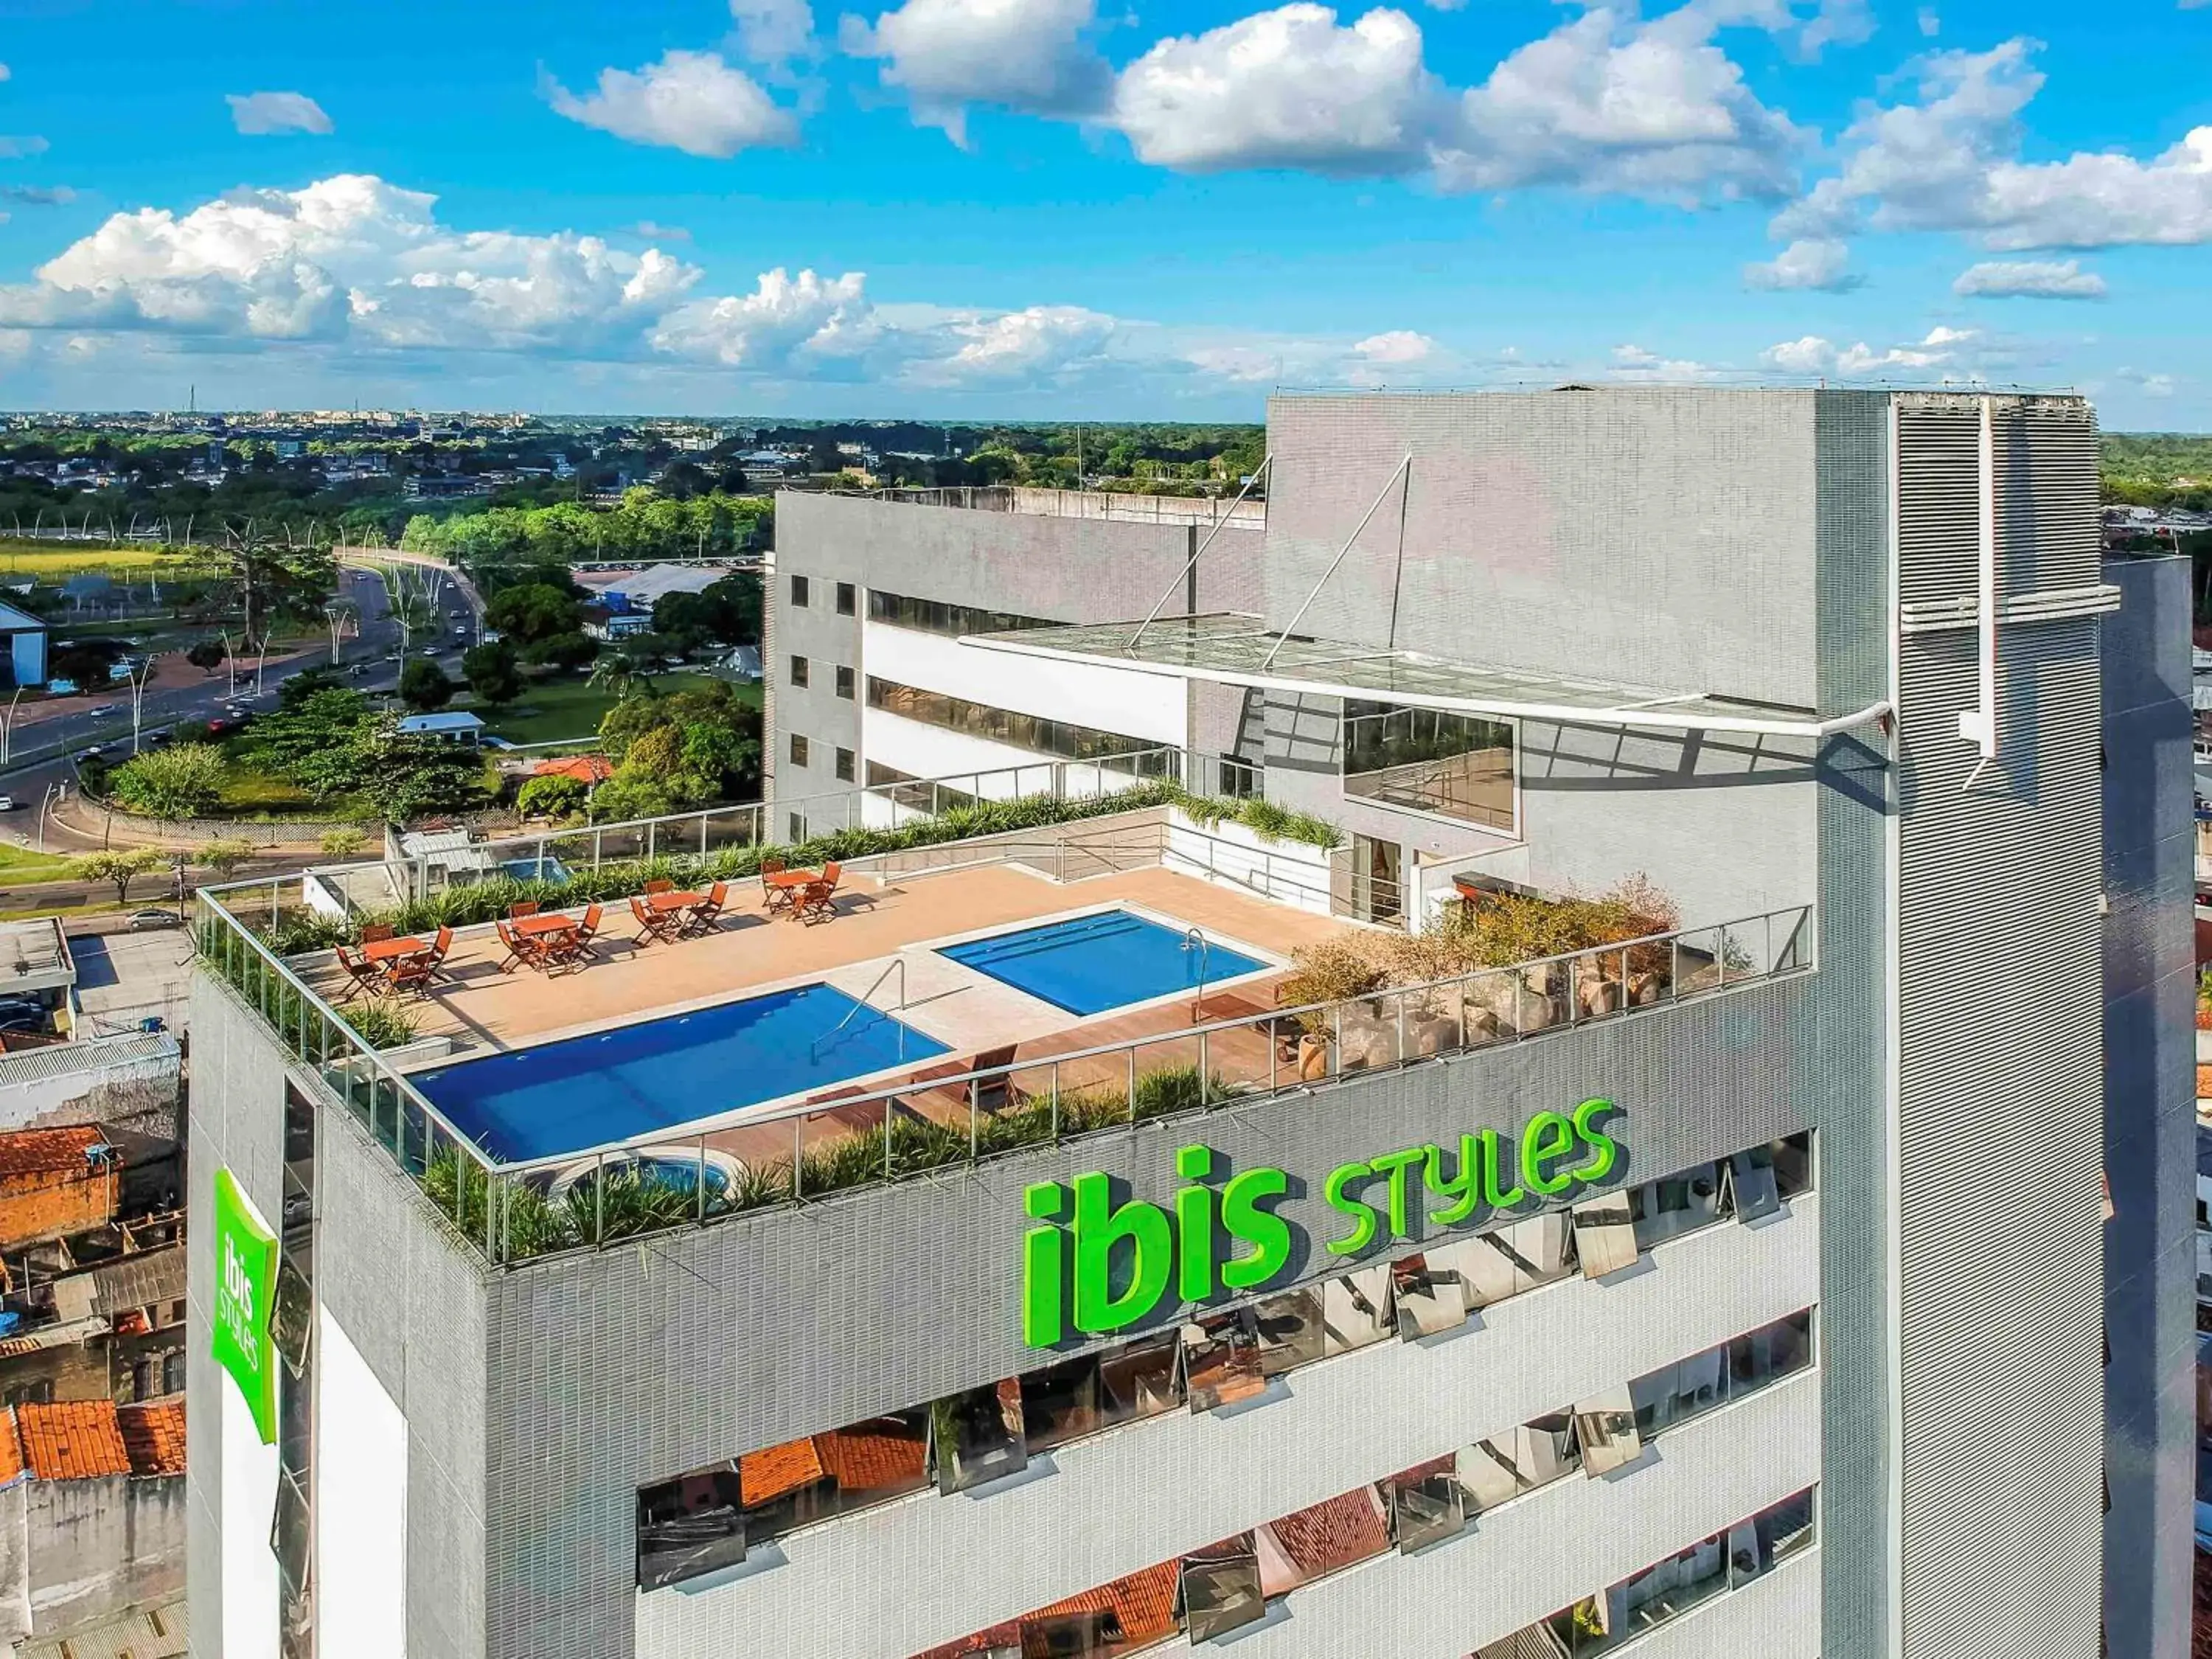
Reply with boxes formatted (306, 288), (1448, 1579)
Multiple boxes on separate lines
(1324, 1161), (1378, 1256)
(1022, 1182), (1067, 1348)
(1424, 1135), (1484, 1228)
(1220, 1168), (1292, 1290)
(1571, 1098), (1622, 1184)
(1478, 1128), (1526, 1209)
(1520, 1110), (1577, 1196)
(1176, 1145), (1218, 1303)
(1071, 1172), (1172, 1335)
(1367, 1146), (1428, 1240)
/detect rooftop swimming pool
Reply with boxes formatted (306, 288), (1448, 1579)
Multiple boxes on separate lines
(937, 908), (1267, 1018)
(414, 983), (948, 1162)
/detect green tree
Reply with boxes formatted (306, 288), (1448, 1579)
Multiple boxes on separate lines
(462, 640), (521, 707)
(184, 638), (227, 674)
(653, 573), (762, 650)
(485, 582), (582, 644)
(107, 743), (228, 820)
(515, 773), (588, 820)
(522, 631), (598, 671)
(197, 836), (257, 880)
(398, 658), (454, 712)
(587, 650), (654, 702)
(318, 827), (368, 860)
(80, 848), (165, 906)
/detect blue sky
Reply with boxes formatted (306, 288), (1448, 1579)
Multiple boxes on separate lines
(0, 0), (2207, 424)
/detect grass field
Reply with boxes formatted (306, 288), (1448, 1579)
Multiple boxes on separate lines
(0, 842), (80, 883)
(0, 542), (215, 579)
(470, 671), (756, 745)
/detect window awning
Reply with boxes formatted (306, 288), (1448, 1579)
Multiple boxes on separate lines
(958, 613), (1891, 740)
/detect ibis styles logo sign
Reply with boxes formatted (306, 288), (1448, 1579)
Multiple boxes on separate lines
(212, 1168), (279, 1446)
(1021, 1099), (1623, 1347)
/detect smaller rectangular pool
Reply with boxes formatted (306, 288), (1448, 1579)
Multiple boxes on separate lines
(414, 983), (948, 1163)
(937, 908), (1267, 1018)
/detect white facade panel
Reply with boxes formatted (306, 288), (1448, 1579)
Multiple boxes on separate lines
(318, 1305), (410, 1659)
(636, 1196), (1821, 1659)
(863, 619), (1188, 746)
(219, 1368), (279, 1659)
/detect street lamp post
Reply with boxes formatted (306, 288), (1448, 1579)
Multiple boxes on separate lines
(127, 658), (156, 754)
(36, 782), (60, 854)
(0, 687), (21, 771)
(220, 630), (237, 698)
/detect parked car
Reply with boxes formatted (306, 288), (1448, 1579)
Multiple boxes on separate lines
(126, 909), (182, 931)
(0, 796), (18, 812)
(44, 678), (77, 697)
(0, 998), (46, 1025)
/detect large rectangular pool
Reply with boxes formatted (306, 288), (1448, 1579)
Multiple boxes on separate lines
(414, 984), (949, 1162)
(936, 908), (1267, 1018)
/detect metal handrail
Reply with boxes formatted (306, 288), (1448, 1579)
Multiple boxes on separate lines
(824, 956), (908, 1039)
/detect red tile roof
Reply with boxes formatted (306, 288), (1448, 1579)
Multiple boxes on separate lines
(0, 1411), (22, 1484)
(1261, 1486), (1391, 1588)
(15, 1399), (132, 1479)
(0, 1125), (107, 1179)
(738, 1438), (825, 1508)
(812, 1419), (926, 1494)
(532, 755), (613, 784)
(119, 1399), (186, 1476)
(739, 1417), (928, 1509)
(911, 1562), (1183, 1659)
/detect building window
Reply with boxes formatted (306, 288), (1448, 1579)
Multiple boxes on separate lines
(790, 574), (809, 608)
(835, 581), (856, 616)
(866, 588), (1052, 638)
(835, 665), (855, 700)
(835, 747), (855, 783)
(866, 675), (1161, 766)
(162, 1349), (187, 1396)
(788, 733), (808, 768)
(1341, 700), (1515, 833)
(789, 655), (809, 689)
(787, 812), (805, 842)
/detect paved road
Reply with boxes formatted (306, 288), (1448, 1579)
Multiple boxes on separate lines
(0, 566), (481, 908)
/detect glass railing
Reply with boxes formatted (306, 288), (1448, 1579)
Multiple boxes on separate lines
(197, 861), (1813, 1268)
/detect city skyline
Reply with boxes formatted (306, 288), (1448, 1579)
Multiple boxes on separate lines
(0, 0), (2206, 422)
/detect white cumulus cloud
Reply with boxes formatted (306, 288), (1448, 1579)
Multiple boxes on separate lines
(0, 174), (701, 351)
(731, 0), (817, 64)
(650, 268), (882, 373)
(546, 50), (798, 157)
(1952, 257), (2106, 298)
(1436, 4), (1805, 202)
(1113, 6), (1444, 175)
(1770, 38), (2212, 251)
(842, 0), (1109, 144)
(1743, 235), (1859, 290)
(226, 91), (333, 136)
(1760, 324), (1987, 379)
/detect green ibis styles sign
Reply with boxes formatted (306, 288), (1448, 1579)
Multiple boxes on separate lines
(212, 1167), (279, 1445)
(1020, 1099), (1624, 1347)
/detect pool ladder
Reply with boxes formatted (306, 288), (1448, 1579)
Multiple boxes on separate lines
(815, 956), (910, 1057)
(1184, 927), (1211, 1017)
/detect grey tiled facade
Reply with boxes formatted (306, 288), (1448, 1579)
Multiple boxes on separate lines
(187, 389), (2187, 1659)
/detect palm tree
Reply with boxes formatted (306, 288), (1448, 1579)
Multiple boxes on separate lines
(588, 650), (655, 702)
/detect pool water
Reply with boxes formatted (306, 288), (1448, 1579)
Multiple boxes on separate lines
(937, 909), (1267, 1018)
(414, 984), (948, 1162)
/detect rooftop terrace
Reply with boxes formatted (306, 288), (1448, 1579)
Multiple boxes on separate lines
(195, 754), (1812, 1265)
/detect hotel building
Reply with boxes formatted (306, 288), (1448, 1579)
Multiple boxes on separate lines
(188, 389), (2194, 1659)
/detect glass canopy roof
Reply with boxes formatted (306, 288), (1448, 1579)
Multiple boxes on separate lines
(959, 613), (1888, 739)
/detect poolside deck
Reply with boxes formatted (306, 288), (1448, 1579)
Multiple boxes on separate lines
(298, 863), (1360, 1164)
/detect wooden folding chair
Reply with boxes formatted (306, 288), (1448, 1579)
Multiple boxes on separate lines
(333, 945), (383, 1004)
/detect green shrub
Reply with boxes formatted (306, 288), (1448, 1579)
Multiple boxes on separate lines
(347, 1000), (419, 1051)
